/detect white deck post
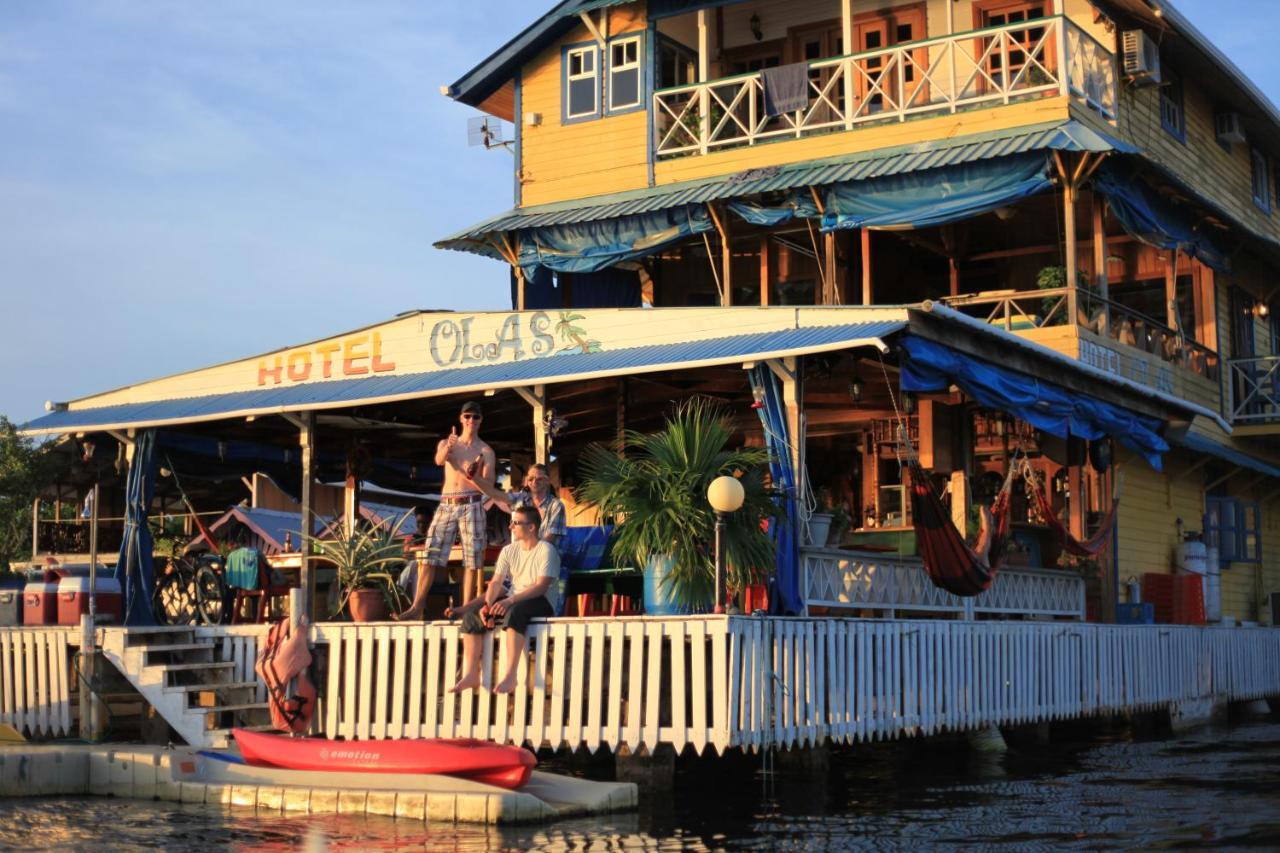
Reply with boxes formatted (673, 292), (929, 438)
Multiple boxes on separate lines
(698, 9), (711, 154)
(298, 413), (316, 620)
(841, 0), (854, 130)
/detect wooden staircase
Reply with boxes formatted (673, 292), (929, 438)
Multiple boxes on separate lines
(99, 626), (272, 748)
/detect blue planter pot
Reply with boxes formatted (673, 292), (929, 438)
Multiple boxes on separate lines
(643, 555), (694, 616)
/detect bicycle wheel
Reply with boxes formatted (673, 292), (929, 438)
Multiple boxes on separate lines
(153, 559), (198, 625)
(195, 558), (230, 625)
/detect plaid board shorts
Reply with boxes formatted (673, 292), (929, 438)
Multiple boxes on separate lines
(425, 499), (486, 570)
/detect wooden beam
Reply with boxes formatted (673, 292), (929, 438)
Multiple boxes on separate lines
(1165, 247), (1179, 329)
(1061, 157), (1080, 325)
(707, 202), (731, 306)
(1092, 191), (1109, 333)
(759, 236), (770, 306)
(298, 412), (315, 621)
(578, 11), (606, 47)
(824, 231), (837, 305)
(861, 229), (872, 305)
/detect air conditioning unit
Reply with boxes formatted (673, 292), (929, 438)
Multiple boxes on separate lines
(1121, 30), (1161, 85)
(1216, 112), (1247, 144)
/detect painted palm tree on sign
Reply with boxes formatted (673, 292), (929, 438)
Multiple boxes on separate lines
(555, 311), (601, 354)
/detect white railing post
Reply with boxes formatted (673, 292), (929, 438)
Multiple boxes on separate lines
(842, 0), (854, 130)
(1055, 15), (1069, 98)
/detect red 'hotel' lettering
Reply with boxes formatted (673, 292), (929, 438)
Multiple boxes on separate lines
(258, 332), (397, 386)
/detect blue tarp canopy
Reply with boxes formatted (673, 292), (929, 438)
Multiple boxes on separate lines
(899, 336), (1170, 469)
(1094, 160), (1231, 272)
(1169, 431), (1280, 478)
(116, 429), (158, 625)
(750, 365), (802, 615)
(517, 204), (713, 275)
(819, 152), (1053, 231)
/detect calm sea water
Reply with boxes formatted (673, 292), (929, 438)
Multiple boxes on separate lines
(1, 717), (1278, 851)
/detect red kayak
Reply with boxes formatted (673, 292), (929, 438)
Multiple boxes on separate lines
(231, 729), (536, 790)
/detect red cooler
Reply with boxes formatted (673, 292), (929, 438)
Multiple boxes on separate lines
(23, 578), (60, 625)
(57, 576), (123, 625)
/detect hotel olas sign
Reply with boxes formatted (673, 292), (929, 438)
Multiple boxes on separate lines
(254, 310), (602, 387)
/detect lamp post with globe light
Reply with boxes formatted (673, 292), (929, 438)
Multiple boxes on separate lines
(707, 475), (745, 614)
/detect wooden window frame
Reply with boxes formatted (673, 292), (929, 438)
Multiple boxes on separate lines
(562, 42), (601, 124)
(606, 33), (645, 115)
(1250, 146), (1271, 214)
(1159, 68), (1186, 143)
(972, 0), (1054, 92)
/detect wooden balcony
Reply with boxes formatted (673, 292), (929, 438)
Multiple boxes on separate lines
(654, 16), (1115, 159)
(940, 286), (1222, 413)
(1227, 355), (1280, 431)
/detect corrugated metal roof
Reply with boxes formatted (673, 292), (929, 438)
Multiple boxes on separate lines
(21, 320), (907, 436)
(436, 120), (1133, 249)
(1169, 431), (1280, 479)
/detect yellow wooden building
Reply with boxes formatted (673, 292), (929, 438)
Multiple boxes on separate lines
(435, 0), (1280, 626)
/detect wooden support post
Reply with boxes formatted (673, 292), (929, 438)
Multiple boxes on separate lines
(824, 231), (837, 305)
(949, 257), (960, 297)
(514, 385), (549, 465)
(860, 229), (873, 305)
(1062, 162), (1080, 327)
(79, 481), (102, 741)
(1165, 248), (1179, 329)
(759, 236), (770, 306)
(1091, 192), (1109, 333)
(298, 413), (315, 621)
(841, 0), (854, 129)
(616, 377), (628, 452)
(708, 202), (731, 305)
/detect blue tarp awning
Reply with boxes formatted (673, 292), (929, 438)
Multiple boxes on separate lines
(1169, 431), (1280, 479)
(516, 205), (713, 275)
(899, 335), (1170, 469)
(1094, 160), (1231, 272)
(22, 320), (906, 435)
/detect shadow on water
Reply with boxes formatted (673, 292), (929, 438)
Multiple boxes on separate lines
(2, 718), (1279, 850)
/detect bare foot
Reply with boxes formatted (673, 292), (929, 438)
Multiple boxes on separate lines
(393, 607), (422, 622)
(449, 672), (481, 693)
(492, 672), (518, 694)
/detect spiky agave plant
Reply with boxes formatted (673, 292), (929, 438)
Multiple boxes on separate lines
(576, 398), (777, 611)
(304, 510), (411, 619)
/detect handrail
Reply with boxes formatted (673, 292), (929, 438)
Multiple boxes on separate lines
(653, 16), (1115, 158)
(1226, 355), (1280, 423)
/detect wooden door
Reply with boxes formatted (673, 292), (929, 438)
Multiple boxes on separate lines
(975, 1), (1051, 93)
(789, 23), (844, 122)
(852, 18), (891, 114)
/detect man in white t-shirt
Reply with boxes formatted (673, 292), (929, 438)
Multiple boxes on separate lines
(449, 504), (560, 694)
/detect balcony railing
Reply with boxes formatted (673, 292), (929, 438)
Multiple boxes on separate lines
(1227, 356), (1280, 424)
(940, 287), (1221, 385)
(802, 547), (1086, 620)
(654, 16), (1116, 158)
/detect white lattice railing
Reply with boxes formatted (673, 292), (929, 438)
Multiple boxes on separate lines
(802, 547), (1085, 619)
(0, 628), (75, 737)
(1227, 356), (1280, 424)
(726, 620), (1280, 750)
(654, 16), (1116, 158)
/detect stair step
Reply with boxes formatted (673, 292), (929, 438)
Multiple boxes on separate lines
(192, 702), (269, 714)
(164, 681), (259, 695)
(144, 643), (215, 654)
(162, 662), (236, 672)
(212, 724), (277, 736)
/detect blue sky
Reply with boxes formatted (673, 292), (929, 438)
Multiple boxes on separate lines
(1, 0), (1277, 422)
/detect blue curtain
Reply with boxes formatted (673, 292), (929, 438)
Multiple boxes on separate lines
(510, 265), (559, 310)
(115, 429), (157, 625)
(899, 336), (1169, 470)
(517, 204), (713, 275)
(569, 268), (643, 308)
(727, 193), (821, 227)
(1093, 160), (1230, 272)
(750, 366), (802, 615)
(820, 152), (1053, 231)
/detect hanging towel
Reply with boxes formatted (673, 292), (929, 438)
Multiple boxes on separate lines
(225, 547), (263, 590)
(762, 63), (810, 117)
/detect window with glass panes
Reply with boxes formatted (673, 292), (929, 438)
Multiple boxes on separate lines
(564, 44), (599, 121)
(1251, 147), (1271, 212)
(608, 36), (642, 113)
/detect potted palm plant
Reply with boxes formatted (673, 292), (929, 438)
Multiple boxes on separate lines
(305, 511), (409, 622)
(576, 398), (778, 614)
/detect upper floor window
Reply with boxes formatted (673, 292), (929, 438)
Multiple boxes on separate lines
(1205, 496), (1262, 564)
(564, 44), (599, 122)
(1251, 146), (1271, 213)
(1159, 70), (1185, 142)
(608, 36), (643, 113)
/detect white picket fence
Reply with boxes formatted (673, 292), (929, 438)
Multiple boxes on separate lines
(303, 618), (1280, 755)
(0, 628), (74, 737)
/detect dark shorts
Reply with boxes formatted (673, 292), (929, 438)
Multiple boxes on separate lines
(460, 596), (554, 636)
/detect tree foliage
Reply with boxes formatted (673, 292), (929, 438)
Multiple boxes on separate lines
(575, 398), (777, 610)
(0, 417), (53, 572)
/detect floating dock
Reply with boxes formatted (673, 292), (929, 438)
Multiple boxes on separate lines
(0, 743), (636, 825)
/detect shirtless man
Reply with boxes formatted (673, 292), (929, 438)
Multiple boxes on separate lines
(396, 400), (495, 621)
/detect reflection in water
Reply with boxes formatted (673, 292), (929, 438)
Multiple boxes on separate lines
(1, 720), (1278, 850)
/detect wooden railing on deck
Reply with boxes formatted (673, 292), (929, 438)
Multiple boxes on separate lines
(654, 16), (1115, 158)
(1227, 356), (1280, 424)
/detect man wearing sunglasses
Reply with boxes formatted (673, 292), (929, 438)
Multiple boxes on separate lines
(397, 400), (494, 622)
(462, 462), (566, 550)
(449, 504), (560, 694)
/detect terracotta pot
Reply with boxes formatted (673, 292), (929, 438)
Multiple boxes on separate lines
(348, 588), (389, 622)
